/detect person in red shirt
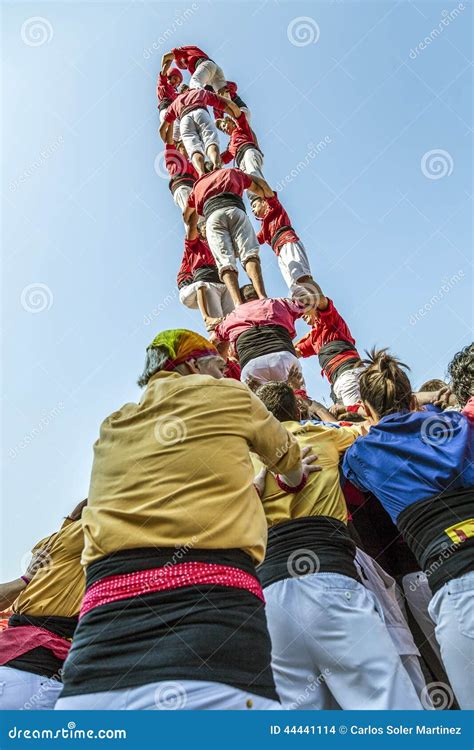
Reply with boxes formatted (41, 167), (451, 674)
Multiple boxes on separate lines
(210, 284), (307, 386)
(217, 110), (264, 196)
(185, 167), (273, 306)
(295, 289), (364, 407)
(161, 46), (227, 92)
(214, 81), (252, 123)
(178, 214), (234, 325)
(160, 88), (239, 176)
(251, 191), (315, 294)
(156, 64), (183, 141)
(161, 123), (198, 216)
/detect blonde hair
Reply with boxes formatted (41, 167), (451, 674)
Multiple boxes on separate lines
(359, 348), (412, 417)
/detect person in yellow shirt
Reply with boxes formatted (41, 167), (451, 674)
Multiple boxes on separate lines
(0, 500), (86, 710)
(56, 329), (317, 711)
(253, 382), (424, 711)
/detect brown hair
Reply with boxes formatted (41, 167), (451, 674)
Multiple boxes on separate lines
(255, 382), (299, 423)
(359, 348), (412, 417)
(418, 378), (447, 392)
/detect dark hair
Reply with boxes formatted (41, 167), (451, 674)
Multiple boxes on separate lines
(255, 382), (299, 422)
(418, 378), (447, 392)
(447, 343), (473, 407)
(240, 284), (258, 302)
(359, 348), (412, 417)
(137, 347), (169, 388)
(337, 411), (366, 423)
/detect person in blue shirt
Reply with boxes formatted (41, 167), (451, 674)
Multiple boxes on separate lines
(343, 348), (474, 710)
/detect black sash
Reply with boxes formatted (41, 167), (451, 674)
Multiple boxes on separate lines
(203, 192), (245, 220)
(270, 225), (294, 249)
(236, 325), (295, 370)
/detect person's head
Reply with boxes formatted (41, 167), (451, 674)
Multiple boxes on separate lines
(240, 284), (258, 303)
(179, 83), (189, 94)
(175, 140), (186, 157)
(255, 382), (299, 423)
(447, 343), (474, 407)
(216, 117), (236, 135)
(358, 348), (414, 422)
(418, 378), (448, 392)
(197, 219), (207, 240)
(138, 329), (225, 387)
(167, 67), (183, 88)
(250, 196), (269, 219)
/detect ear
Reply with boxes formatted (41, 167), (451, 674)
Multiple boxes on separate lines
(362, 401), (379, 424)
(181, 359), (199, 375)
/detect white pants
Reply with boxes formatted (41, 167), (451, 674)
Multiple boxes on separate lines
(239, 147), (264, 178)
(402, 571), (442, 662)
(173, 184), (192, 213)
(189, 60), (227, 92)
(428, 570), (474, 710)
(277, 241), (312, 289)
(206, 206), (259, 276)
(0, 666), (63, 710)
(56, 679), (279, 710)
(240, 351), (304, 386)
(179, 281), (234, 317)
(264, 572), (424, 710)
(180, 108), (219, 159)
(333, 365), (364, 406)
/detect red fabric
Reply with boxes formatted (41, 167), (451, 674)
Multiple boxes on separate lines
(168, 67), (183, 84)
(342, 479), (366, 508)
(0, 625), (71, 665)
(177, 237), (217, 286)
(80, 562), (264, 618)
(156, 73), (178, 104)
(164, 145), (197, 179)
(221, 113), (256, 163)
(164, 89), (222, 123)
(214, 297), (304, 344)
(223, 358), (241, 380)
(462, 397), (474, 421)
(188, 168), (252, 216)
(346, 403), (362, 413)
(172, 45), (208, 74)
(275, 472), (308, 494)
(256, 192), (299, 255)
(295, 299), (357, 358)
(324, 350), (360, 380)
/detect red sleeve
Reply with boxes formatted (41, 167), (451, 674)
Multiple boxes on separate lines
(237, 112), (253, 139)
(213, 106), (224, 120)
(164, 102), (176, 123)
(204, 91), (223, 109)
(256, 227), (264, 245)
(295, 331), (315, 358)
(164, 145), (178, 176)
(221, 150), (233, 164)
(177, 252), (192, 287)
(187, 192), (196, 208)
(283, 299), (305, 320)
(240, 172), (252, 190)
(214, 318), (230, 342)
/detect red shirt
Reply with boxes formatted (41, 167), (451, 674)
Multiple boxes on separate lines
(177, 237), (217, 287)
(223, 358), (241, 380)
(164, 89), (222, 123)
(462, 397), (474, 422)
(164, 145), (198, 179)
(256, 193), (299, 255)
(221, 113), (256, 164)
(172, 46), (208, 74)
(156, 73), (178, 104)
(214, 298), (304, 344)
(188, 168), (252, 216)
(295, 299), (356, 357)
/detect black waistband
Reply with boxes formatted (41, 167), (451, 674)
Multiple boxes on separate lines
(270, 225), (294, 249)
(258, 517), (357, 588)
(61, 547), (278, 702)
(236, 325), (295, 370)
(9, 613), (78, 639)
(203, 192), (245, 220)
(397, 486), (474, 593)
(233, 94), (247, 109)
(194, 56), (209, 68)
(318, 340), (360, 382)
(169, 173), (196, 194)
(180, 103), (208, 118)
(193, 265), (220, 284)
(235, 142), (261, 168)
(158, 98), (172, 112)
(5, 614), (78, 680)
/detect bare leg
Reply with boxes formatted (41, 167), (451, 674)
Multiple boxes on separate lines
(244, 258), (267, 299)
(196, 287), (210, 320)
(192, 152), (206, 176)
(207, 144), (221, 171)
(221, 269), (242, 307)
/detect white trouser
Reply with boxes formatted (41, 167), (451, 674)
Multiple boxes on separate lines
(277, 241), (312, 289)
(173, 184), (192, 213)
(180, 108), (219, 159)
(240, 351), (304, 386)
(354, 549), (432, 707)
(428, 570), (474, 710)
(238, 147), (264, 178)
(56, 679), (279, 710)
(264, 572), (424, 710)
(402, 571), (442, 662)
(332, 365), (365, 406)
(206, 206), (259, 276)
(189, 60), (226, 92)
(0, 666), (63, 710)
(159, 108), (180, 141)
(179, 281), (234, 317)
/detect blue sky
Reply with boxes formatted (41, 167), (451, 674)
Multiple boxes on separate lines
(2, 0), (472, 578)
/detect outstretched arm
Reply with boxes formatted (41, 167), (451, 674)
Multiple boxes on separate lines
(161, 52), (174, 71)
(248, 175), (274, 198)
(159, 119), (173, 142)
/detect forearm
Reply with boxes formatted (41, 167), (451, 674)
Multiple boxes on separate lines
(249, 176), (273, 198)
(308, 400), (337, 422)
(196, 287), (210, 317)
(0, 578), (27, 611)
(161, 52), (174, 70)
(224, 101), (241, 119)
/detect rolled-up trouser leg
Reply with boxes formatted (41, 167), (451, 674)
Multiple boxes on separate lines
(173, 185), (192, 213)
(264, 572), (425, 710)
(0, 666), (63, 710)
(277, 240), (312, 290)
(427, 571), (474, 710)
(189, 60), (227, 92)
(239, 148), (265, 200)
(55, 679), (280, 710)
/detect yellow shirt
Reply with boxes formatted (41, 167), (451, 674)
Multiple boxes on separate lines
(252, 421), (361, 527)
(14, 519), (85, 618)
(82, 372), (301, 566)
